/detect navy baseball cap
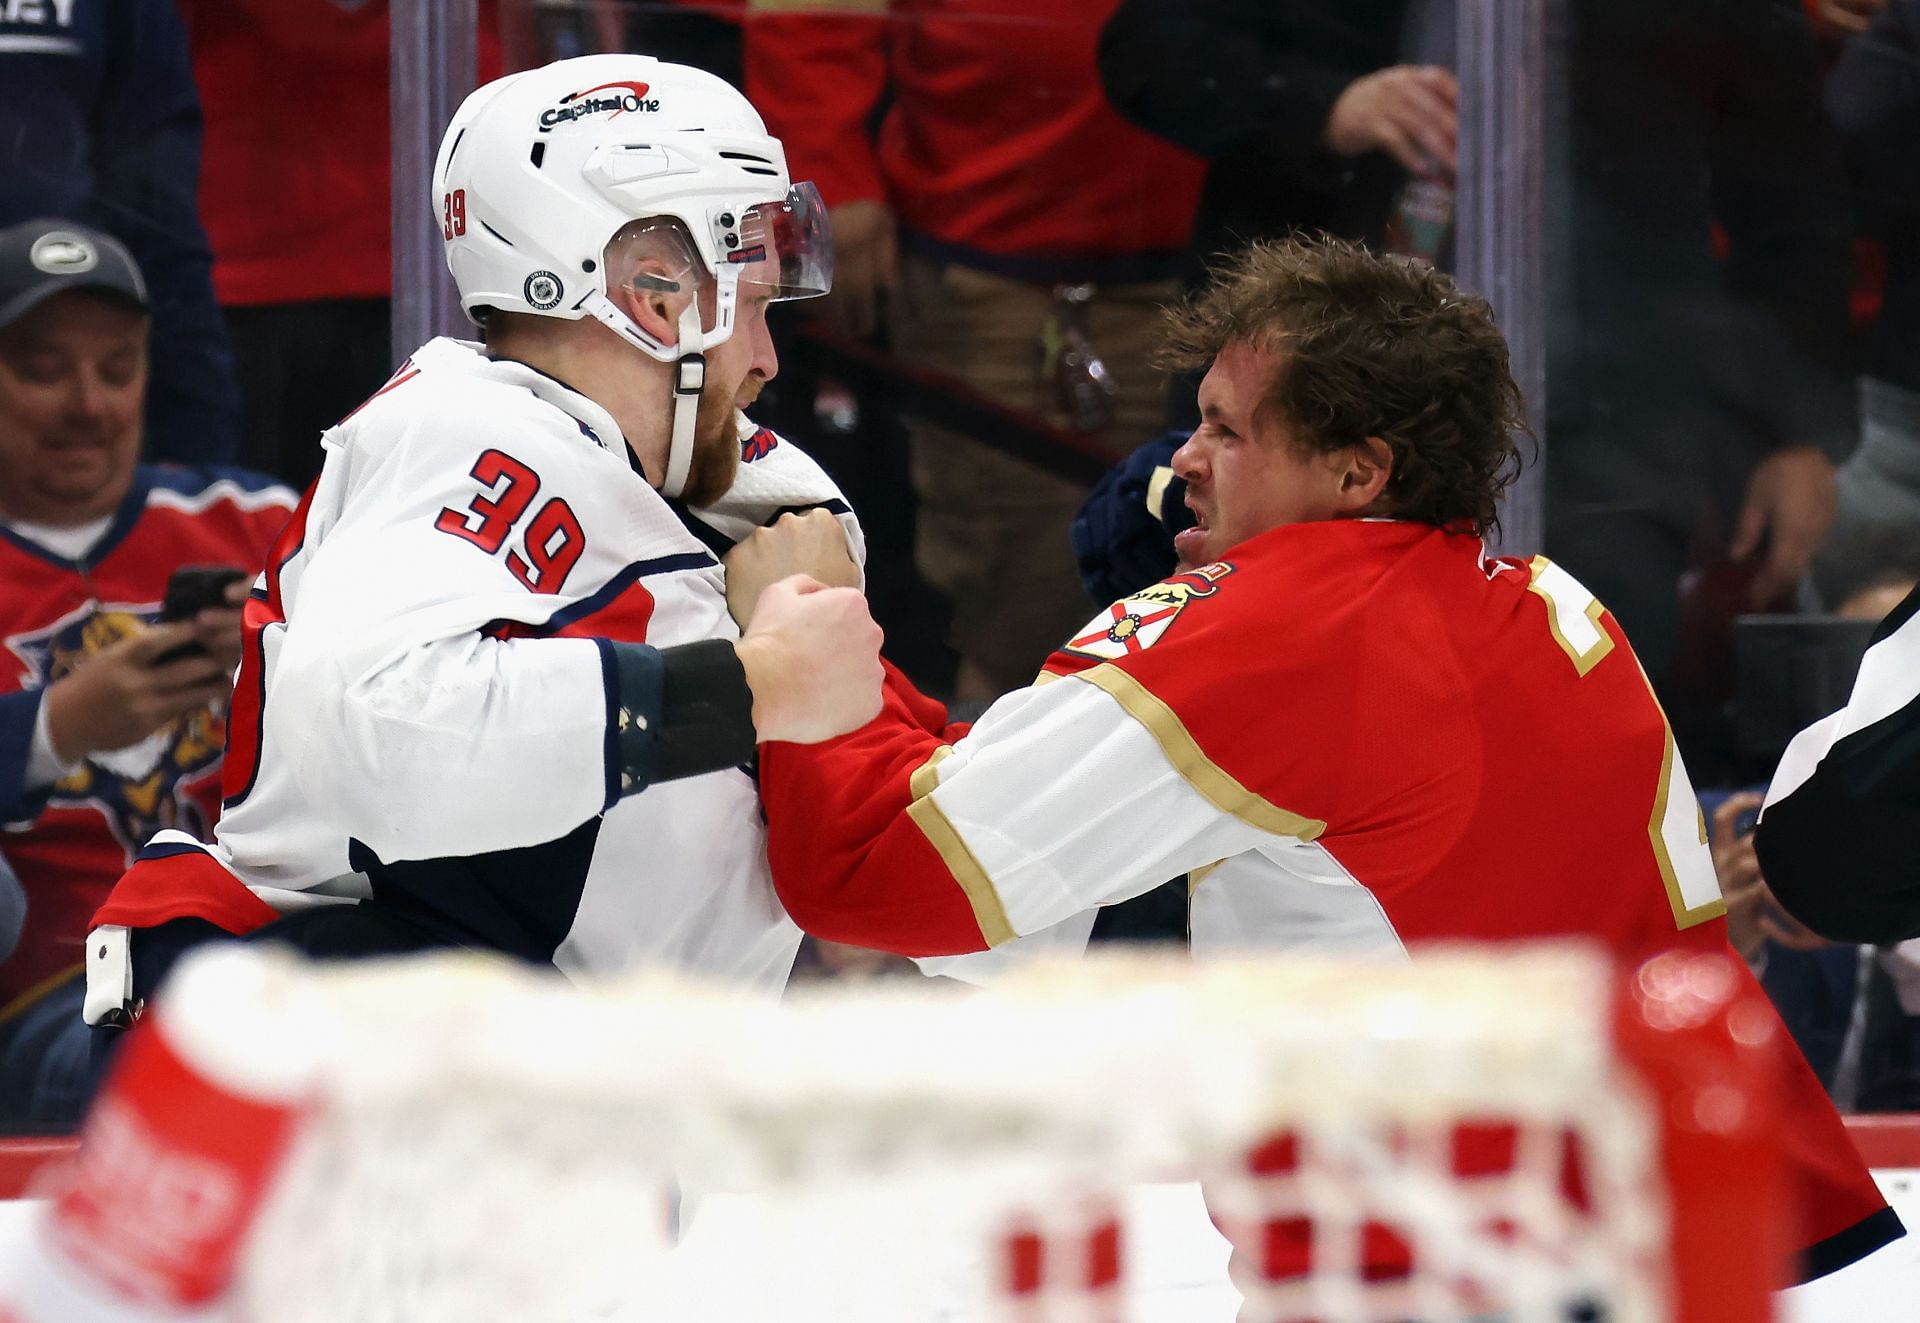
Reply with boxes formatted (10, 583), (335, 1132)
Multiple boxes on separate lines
(0, 219), (148, 331)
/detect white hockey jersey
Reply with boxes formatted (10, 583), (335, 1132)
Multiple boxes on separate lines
(101, 338), (863, 993)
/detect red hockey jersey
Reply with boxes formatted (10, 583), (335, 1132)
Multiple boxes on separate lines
(761, 517), (1901, 1279)
(0, 467), (295, 1009)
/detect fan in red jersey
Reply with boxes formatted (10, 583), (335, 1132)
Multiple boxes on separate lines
(0, 218), (297, 1127)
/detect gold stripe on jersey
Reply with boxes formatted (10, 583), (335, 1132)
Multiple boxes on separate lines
(1639, 671), (1727, 929)
(1186, 860), (1224, 896)
(907, 793), (1017, 947)
(1075, 664), (1327, 842)
(909, 744), (953, 800)
(1527, 556), (1616, 676)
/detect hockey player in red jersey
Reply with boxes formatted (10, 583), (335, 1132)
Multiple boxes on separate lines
(742, 237), (1903, 1282)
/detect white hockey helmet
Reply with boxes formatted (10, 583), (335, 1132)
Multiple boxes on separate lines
(432, 55), (832, 495)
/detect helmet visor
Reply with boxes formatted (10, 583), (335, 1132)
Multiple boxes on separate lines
(726, 181), (833, 301)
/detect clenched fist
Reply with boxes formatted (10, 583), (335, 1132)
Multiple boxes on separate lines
(735, 575), (884, 744)
(724, 508), (862, 630)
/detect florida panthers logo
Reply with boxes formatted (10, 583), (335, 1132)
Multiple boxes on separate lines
(1062, 562), (1236, 660)
(5, 603), (226, 858)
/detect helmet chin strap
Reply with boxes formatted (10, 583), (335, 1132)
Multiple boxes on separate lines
(662, 303), (705, 500)
(580, 284), (736, 501)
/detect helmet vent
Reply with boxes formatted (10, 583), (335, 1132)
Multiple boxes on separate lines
(719, 149), (780, 177)
(529, 141), (547, 170)
(479, 219), (514, 247)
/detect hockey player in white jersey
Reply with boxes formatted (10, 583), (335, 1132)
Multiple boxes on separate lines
(80, 54), (884, 1029)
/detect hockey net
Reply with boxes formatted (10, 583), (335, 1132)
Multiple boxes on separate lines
(6, 943), (1783, 1323)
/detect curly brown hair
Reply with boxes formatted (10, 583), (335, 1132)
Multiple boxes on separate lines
(1159, 236), (1529, 536)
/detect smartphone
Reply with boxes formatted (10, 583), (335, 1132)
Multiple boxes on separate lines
(152, 565), (248, 664)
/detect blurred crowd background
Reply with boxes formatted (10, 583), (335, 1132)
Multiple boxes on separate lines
(1, 0), (1917, 1127)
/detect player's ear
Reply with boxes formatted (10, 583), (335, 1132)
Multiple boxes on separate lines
(1336, 436), (1394, 514)
(610, 259), (692, 347)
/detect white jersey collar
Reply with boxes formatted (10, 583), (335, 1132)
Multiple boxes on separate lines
(420, 338), (632, 462)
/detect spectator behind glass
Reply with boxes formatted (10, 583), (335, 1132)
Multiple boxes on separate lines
(0, 0), (241, 467)
(746, 0), (1207, 701)
(0, 219), (295, 1127)
(1544, 0), (1857, 777)
(177, 1), (503, 490)
(1098, 0), (1456, 298)
(1817, 0), (1920, 597)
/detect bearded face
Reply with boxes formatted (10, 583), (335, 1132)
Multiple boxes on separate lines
(677, 375), (744, 508)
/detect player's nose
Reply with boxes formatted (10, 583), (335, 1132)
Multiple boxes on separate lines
(751, 316), (779, 384)
(1171, 430), (1208, 482)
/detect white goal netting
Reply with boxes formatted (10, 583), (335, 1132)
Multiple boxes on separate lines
(13, 943), (1782, 1323)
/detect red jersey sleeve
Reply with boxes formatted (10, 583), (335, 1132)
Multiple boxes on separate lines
(760, 662), (992, 956)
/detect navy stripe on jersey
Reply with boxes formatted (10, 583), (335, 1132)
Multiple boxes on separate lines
(0, 473), (149, 572)
(350, 816), (607, 965)
(480, 552), (718, 641)
(1801, 1206), (1907, 1285)
(666, 498), (738, 559)
(141, 464), (289, 499)
(666, 498), (857, 561)
(545, 552), (716, 632)
(134, 839), (215, 863)
(769, 500), (853, 522)
(593, 637), (622, 813)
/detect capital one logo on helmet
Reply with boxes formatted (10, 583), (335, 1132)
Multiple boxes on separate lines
(538, 80), (660, 133)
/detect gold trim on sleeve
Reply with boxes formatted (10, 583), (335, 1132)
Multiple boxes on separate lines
(909, 744), (953, 800)
(906, 796), (1017, 947)
(1074, 664), (1327, 842)
(1645, 712), (1728, 930)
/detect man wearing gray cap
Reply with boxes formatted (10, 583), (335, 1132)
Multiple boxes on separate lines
(0, 217), (295, 1125)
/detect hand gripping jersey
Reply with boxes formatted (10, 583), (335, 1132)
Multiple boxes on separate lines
(760, 518), (1901, 1279)
(0, 468), (296, 1010)
(94, 338), (863, 993)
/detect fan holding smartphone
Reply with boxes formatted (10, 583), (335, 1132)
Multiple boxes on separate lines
(0, 218), (297, 1127)
(151, 565), (252, 665)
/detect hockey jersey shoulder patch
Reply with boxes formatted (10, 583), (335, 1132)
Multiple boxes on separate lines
(741, 426), (778, 464)
(1060, 561), (1236, 662)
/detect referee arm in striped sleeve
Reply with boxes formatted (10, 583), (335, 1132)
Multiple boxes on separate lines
(1754, 585), (1920, 943)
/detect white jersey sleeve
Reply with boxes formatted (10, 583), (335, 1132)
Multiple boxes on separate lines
(261, 344), (697, 863)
